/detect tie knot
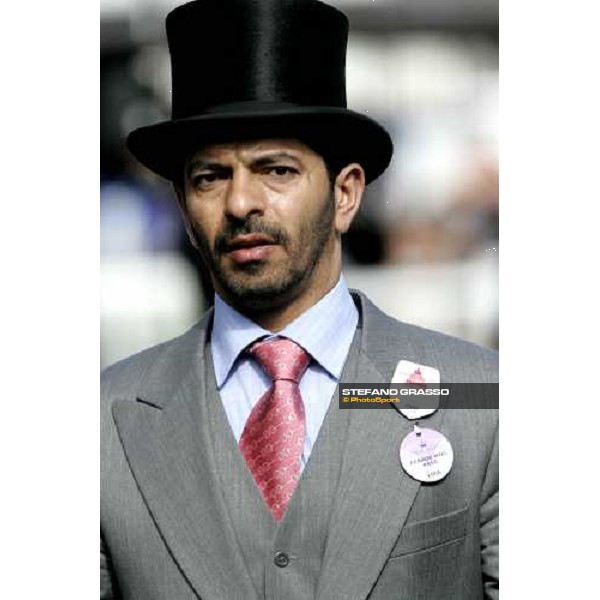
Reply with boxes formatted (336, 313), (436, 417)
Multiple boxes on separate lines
(248, 338), (310, 384)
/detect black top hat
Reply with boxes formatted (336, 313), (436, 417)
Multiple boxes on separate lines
(126, 0), (393, 184)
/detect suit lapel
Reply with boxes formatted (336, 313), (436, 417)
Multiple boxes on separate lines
(112, 313), (258, 600)
(316, 293), (446, 600)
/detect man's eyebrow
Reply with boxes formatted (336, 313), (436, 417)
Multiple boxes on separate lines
(251, 152), (303, 168)
(186, 160), (229, 178)
(186, 152), (303, 179)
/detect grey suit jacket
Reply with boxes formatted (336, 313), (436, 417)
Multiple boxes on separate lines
(101, 291), (498, 599)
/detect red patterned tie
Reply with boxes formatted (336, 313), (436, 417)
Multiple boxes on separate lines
(239, 338), (310, 521)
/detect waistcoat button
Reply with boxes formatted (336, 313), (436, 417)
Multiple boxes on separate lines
(274, 551), (290, 568)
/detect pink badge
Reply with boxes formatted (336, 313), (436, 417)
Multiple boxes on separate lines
(391, 360), (440, 420)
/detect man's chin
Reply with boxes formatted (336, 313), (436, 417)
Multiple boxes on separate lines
(215, 269), (303, 311)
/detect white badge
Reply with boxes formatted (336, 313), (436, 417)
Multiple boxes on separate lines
(399, 425), (453, 483)
(391, 360), (440, 419)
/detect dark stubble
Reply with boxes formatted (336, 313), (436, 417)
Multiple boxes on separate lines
(192, 192), (336, 311)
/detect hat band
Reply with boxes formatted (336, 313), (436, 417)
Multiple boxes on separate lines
(172, 99), (350, 120)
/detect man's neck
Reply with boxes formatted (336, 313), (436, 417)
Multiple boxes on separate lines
(243, 284), (337, 332)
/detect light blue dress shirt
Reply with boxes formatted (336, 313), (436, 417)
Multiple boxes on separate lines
(211, 276), (358, 472)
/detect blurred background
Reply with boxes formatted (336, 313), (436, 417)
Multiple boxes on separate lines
(101, 0), (499, 369)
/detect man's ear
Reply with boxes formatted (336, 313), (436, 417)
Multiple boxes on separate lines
(333, 163), (366, 234)
(173, 184), (200, 249)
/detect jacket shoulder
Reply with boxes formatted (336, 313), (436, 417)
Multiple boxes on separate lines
(101, 339), (171, 401)
(358, 293), (498, 383)
(100, 314), (210, 405)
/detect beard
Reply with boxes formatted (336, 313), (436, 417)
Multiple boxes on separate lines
(192, 193), (336, 312)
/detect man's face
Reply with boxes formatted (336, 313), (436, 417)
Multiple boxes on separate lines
(181, 139), (339, 312)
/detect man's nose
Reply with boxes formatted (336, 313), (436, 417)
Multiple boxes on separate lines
(224, 169), (266, 220)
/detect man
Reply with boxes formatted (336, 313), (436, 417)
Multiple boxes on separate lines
(101, 1), (498, 599)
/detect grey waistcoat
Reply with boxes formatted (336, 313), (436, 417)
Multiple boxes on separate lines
(203, 327), (363, 599)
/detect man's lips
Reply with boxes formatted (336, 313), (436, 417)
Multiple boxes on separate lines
(226, 234), (276, 250)
(224, 234), (278, 264)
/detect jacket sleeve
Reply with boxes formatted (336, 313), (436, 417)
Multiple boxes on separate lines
(101, 532), (120, 600)
(480, 418), (499, 600)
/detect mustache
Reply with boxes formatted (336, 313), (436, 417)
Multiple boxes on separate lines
(214, 218), (289, 254)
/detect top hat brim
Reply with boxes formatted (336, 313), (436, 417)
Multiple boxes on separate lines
(126, 103), (393, 185)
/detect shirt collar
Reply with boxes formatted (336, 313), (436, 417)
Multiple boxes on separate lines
(211, 275), (358, 388)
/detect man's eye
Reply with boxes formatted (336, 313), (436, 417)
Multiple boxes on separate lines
(266, 166), (297, 177)
(191, 173), (222, 188)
